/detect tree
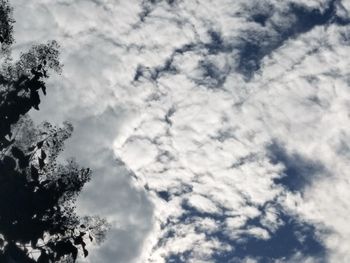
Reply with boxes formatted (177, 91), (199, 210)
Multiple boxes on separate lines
(0, 1), (109, 262)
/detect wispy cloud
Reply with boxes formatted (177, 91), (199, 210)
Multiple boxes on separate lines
(11, 0), (350, 262)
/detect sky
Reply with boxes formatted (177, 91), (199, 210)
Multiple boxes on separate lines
(10, 0), (350, 262)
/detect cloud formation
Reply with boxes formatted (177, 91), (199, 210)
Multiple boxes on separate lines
(11, 0), (350, 262)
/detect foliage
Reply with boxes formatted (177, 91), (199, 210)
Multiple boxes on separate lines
(0, 1), (109, 262)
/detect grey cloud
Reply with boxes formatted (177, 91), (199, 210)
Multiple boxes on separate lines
(50, 108), (155, 263)
(11, 1), (155, 261)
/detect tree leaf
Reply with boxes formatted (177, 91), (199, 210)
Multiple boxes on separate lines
(74, 236), (83, 245)
(38, 157), (45, 169)
(37, 141), (44, 148)
(50, 240), (78, 261)
(11, 146), (29, 169)
(41, 149), (47, 160)
(83, 248), (89, 257)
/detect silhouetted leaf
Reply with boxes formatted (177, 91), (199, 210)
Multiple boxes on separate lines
(51, 241), (78, 261)
(11, 146), (29, 168)
(42, 85), (47, 95)
(74, 236), (84, 245)
(37, 141), (44, 149)
(38, 157), (45, 169)
(41, 149), (46, 160)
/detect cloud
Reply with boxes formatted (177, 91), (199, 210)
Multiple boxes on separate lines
(11, 0), (154, 262)
(10, 0), (350, 262)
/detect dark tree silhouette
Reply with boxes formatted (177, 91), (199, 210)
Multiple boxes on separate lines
(0, 1), (109, 262)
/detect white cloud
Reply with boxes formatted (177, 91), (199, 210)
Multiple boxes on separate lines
(11, 0), (350, 262)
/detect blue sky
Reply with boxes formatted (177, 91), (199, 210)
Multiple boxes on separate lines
(10, 0), (350, 262)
